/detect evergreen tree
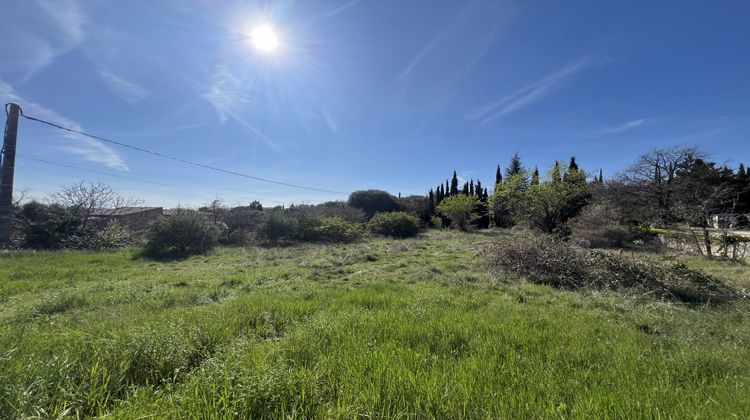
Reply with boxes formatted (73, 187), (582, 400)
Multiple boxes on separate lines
(505, 153), (523, 178)
(427, 189), (436, 222)
(563, 156), (581, 183)
(483, 187), (488, 200)
(531, 166), (540, 185)
(551, 161), (562, 183)
(495, 165), (503, 185)
(739, 163), (747, 179)
(450, 171), (459, 196)
(445, 180), (450, 197)
(568, 156), (579, 171)
(462, 182), (469, 195)
(474, 181), (490, 229)
(598, 168), (604, 184)
(469, 179), (475, 196)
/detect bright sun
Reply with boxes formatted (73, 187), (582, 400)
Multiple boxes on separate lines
(250, 24), (279, 52)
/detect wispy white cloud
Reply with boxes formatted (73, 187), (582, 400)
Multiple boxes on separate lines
(469, 56), (596, 124)
(397, 36), (441, 81)
(204, 65), (251, 123)
(98, 70), (150, 104)
(203, 65), (279, 151)
(601, 118), (646, 133)
(0, 78), (128, 171)
(0, 0), (86, 78)
(324, 0), (362, 18)
(320, 108), (338, 133)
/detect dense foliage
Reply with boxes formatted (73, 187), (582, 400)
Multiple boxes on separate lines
(144, 211), (220, 257)
(305, 217), (364, 243)
(368, 211), (420, 238)
(347, 190), (401, 219)
(436, 194), (478, 231)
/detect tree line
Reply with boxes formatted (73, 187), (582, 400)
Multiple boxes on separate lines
(8, 145), (750, 259)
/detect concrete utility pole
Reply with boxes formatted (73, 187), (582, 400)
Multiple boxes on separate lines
(0, 103), (20, 248)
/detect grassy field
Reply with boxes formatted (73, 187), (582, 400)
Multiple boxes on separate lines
(1, 230), (749, 418)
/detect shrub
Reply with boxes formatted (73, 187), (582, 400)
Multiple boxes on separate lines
(569, 204), (639, 249)
(368, 212), (419, 238)
(348, 190), (401, 219)
(220, 207), (264, 244)
(398, 195), (432, 225)
(259, 212), (298, 243)
(144, 211), (220, 257)
(17, 201), (83, 249)
(92, 220), (133, 249)
(312, 202), (367, 223)
(482, 235), (738, 303)
(437, 194), (478, 231)
(305, 217), (364, 243)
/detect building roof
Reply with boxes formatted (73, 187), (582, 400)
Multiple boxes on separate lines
(92, 207), (163, 217)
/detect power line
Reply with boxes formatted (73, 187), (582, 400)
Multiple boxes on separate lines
(17, 110), (347, 195)
(16, 153), (271, 203)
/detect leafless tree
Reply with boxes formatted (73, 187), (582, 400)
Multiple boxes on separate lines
(12, 188), (29, 208)
(48, 182), (142, 229)
(614, 146), (703, 225)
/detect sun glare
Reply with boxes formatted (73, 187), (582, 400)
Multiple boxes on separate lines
(250, 24), (279, 52)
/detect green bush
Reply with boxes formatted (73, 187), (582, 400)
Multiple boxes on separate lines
(348, 190), (401, 219)
(144, 212), (220, 257)
(368, 212), (419, 238)
(17, 201), (83, 249)
(259, 212), (298, 243)
(307, 217), (363, 243)
(219, 208), (264, 244)
(436, 194), (479, 231)
(92, 220), (133, 249)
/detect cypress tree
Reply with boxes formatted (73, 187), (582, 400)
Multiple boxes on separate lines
(469, 179), (475, 196)
(475, 180), (482, 198)
(462, 182), (469, 195)
(531, 166), (540, 185)
(739, 163), (747, 179)
(428, 189), (436, 218)
(568, 156), (579, 171)
(551, 161), (562, 183)
(598, 168), (604, 184)
(445, 180), (450, 197)
(563, 156), (579, 183)
(495, 165), (503, 185)
(483, 187), (488, 199)
(450, 171), (459, 196)
(505, 153), (522, 178)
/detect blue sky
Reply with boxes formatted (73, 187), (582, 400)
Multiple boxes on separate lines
(2, 0), (749, 207)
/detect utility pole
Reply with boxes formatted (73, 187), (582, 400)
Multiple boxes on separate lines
(0, 103), (20, 248)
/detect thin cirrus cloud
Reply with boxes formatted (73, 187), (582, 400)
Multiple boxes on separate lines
(203, 65), (280, 152)
(601, 118), (647, 133)
(0, 0), (85, 79)
(468, 55), (596, 125)
(396, 5), (477, 82)
(97, 70), (150, 104)
(323, 0), (362, 18)
(0, 78), (128, 171)
(397, 36), (442, 81)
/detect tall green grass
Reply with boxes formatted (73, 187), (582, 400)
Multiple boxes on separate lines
(1, 231), (748, 417)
